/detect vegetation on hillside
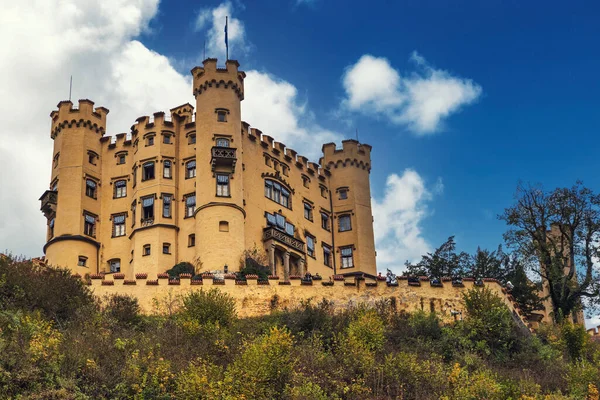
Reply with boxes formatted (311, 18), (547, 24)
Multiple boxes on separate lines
(1, 255), (600, 399)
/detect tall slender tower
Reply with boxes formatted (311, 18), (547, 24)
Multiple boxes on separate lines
(191, 59), (246, 271)
(321, 140), (376, 276)
(41, 100), (108, 274)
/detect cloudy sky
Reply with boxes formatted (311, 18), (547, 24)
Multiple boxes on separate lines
(1, 0), (599, 323)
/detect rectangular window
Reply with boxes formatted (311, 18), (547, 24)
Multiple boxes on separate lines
(285, 222), (294, 236)
(163, 194), (172, 218)
(142, 196), (154, 224)
(131, 201), (136, 227)
(320, 185), (328, 198)
(163, 243), (170, 254)
(88, 153), (97, 165)
(146, 136), (154, 146)
(216, 138), (229, 147)
(341, 247), (354, 268)
(188, 234), (196, 247)
(266, 213), (277, 226)
(186, 160), (196, 179)
(85, 179), (97, 199)
(302, 176), (310, 188)
(109, 259), (120, 273)
(339, 189), (348, 200)
(163, 134), (171, 144)
(275, 214), (286, 230)
(132, 167), (137, 188)
(264, 180), (272, 198)
(217, 111), (227, 122)
(304, 203), (313, 221)
(188, 134), (196, 145)
(118, 154), (126, 164)
(339, 215), (352, 232)
(113, 214), (126, 237)
(321, 212), (330, 231)
(78, 256), (87, 267)
(114, 180), (126, 198)
(143, 244), (151, 256)
(323, 245), (332, 267)
(163, 160), (172, 179)
(306, 235), (315, 257)
(185, 194), (196, 217)
(216, 174), (230, 197)
(142, 162), (155, 181)
(84, 214), (96, 237)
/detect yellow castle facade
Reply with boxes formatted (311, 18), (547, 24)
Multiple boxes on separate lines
(40, 59), (377, 280)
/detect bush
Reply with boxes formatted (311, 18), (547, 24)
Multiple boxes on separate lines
(179, 288), (236, 327)
(102, 294), (142, 329)
(238, 247), (270, 280)
(166, 262), (195, 278)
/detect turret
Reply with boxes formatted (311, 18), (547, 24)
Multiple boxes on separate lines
(321, 140), (376, 276)
(192, 59), (246, 271)
(42, 99), (109, 274)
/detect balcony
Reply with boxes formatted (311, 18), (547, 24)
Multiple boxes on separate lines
(141, 218), (154, 227)
(263, 227), (305, 253)
(39, 190), (57, 219)
(211, 146), (237, 172)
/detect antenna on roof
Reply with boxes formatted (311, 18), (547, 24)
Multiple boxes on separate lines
(355, 127), (359, 142)
(69, 75), (73, 102)
(203, 39), (206, 60)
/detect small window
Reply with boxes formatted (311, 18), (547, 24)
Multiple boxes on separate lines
(114, 180), (127, 198)
(132, 167), (137, 187)
(339, 188), (348, 200)
(188, 234), (196, 247)
(131, 201), (136, 227)
(85, 179), (97, 199)
(49, 218), (55, 238)
(188, 134), (196, 145)
(142, 196), (154, 223)
(163, 243), (170, 254)
(146, 136), (154, 146)
(113, 214), (126, 237)
(163, 134), (171, 144)
(143, 244), (151, 256)
(217, 111), (227, 122)
(162, 194), (172, 218)
(216, 137), (230, 147)
(83, 213), (96, 237)
(186, 160), (196, 179)
(339, 214), (352, 232)
(163, 160), (172, 179)
(264, 156), (272, 167)
(302, 176), (310, 188)
(216, 174), (230, 197)
(53, 153), (60, 169)
(219, 221), (229, 232)
(50, 179), (58, 191)
(304, 203), (313, 221)
(109, 259), (121, 273)
(320, 185), (328, 199)
(185, 194), (196, 218)
(282, 165), (289, 177)
(142, 162), (155, 181)
(306, 235), (315, 258)
(323, 245), (332, 267)
(341, 247), (354, 268)
(264, 179), (291, 209)
(88, 152), (98, 165)
(321, 212), (330, 231)
(78, 256), (87, 267)
(118, 154), (126, 165)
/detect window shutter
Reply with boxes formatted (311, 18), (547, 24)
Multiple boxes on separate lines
(186, 195), (196, 206)
(142, 197), (154, 207)
(163, 195), (172, 204)
(84, 215), (96, 223)
(275, 214), (285, 229)
(113, 215), (125, 224)
(266, 213), (277, 226)
(217, 174), (229, 183)
(341, 247), (352, 256)
(164, 160), (171, 167)
(115, 180), (126, 188)
(187, 160), (196, 169)
(86, 179), (96, 188)
(285, 223), (294, 236)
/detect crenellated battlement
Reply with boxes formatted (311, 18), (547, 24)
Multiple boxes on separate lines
(321, 139), (372, 172)
(192, 58), (246, 100)
(50, 99), (109, 139)
(85, 273), (530, 328)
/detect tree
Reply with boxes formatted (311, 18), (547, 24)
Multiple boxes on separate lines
(468, 246), (507, 281)
(500, 182), (600, 322)
(404, 236), (470, 277)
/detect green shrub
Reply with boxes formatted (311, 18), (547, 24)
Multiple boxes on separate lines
(166, 262), (195, 278)
(179, 288), (236, 327)
(102, 294), (142, 329)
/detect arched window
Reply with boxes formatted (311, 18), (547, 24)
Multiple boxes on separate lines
(114, 180), (126, 198)
(109, 259), (121, 273)
(264, 179), (291, 209)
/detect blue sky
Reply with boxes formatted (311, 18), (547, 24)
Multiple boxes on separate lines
(1, 0), (599, 276)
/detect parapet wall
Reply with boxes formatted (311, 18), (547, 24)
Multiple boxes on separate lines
(87, 275), (529, 327)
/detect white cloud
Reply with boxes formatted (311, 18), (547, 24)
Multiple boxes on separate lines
(586, 316), (600, 330)
(342, 53), (482, 134)
(194, 1), (247, 60)
(372, 170), (438, 273)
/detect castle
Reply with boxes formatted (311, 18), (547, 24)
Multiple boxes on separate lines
(39, 58), (377, 280)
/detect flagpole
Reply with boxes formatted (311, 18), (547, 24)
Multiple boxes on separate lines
(225, 16), (229, 61)
(69, 75), (72, 102)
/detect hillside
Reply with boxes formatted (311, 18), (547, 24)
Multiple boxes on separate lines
(0, 255), (599, 399)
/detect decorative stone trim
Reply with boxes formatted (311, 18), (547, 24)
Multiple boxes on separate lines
(191, 280), (203, 285)
(235, 280), (247, 285)
(321, 281), (334, 286)
(278, 281), (291, 285)
(101, 280), (114, 286)
(168, 280), (180, 285)
(123, 280), (136, 285)
(268, 275), (280, 280)
(90, 274), (103, 280)
(136, 273), (148, 279)
(179, 273), (192, 279)
(146, 280), (159, 285)
(158, 273), (169, 279)
(113, 273), (125, 279)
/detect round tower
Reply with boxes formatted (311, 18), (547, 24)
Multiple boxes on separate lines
(321, 140), (377, 276)
(191, 59), (246, 272)
(42, 99), (108, 275)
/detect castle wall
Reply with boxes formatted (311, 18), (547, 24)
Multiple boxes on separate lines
(88, 276), (529, 327)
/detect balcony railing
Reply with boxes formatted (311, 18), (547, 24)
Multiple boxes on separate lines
(263, 227), (305, 253)
(141, 218), (154, 227)
(39, 190), (57, 219)
(211, 146), (237, 172)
